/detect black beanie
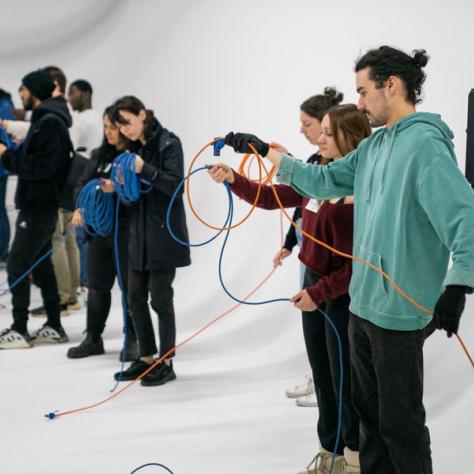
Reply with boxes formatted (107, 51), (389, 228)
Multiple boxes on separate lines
(22, 70), (55, 101)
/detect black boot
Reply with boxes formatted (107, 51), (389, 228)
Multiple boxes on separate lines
(141, 360), (176, 387)
(114, 360), (152, 381)
(67, 333), (104, 359)
(119, 337), (139, 362)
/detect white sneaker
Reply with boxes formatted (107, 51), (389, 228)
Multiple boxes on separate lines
(32, 325), (69, 344)
(297, 449), (344, 474)
(286, 375), (315, 398)
(342, 448), (360, 473)
(0, 328), (33, 349)
(296, 392), (318, 407)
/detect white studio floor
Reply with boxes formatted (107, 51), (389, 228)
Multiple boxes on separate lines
(0, 264), (473, 474)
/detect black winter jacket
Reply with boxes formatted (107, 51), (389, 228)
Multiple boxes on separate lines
(1, 96), (72, 212)
(128, 119), (190, 271)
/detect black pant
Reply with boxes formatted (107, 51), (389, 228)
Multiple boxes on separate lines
(349, 313), (433, 474)
(7, 210), (60, 334)
(86, 230), (135, 339)
(128, 268), (176, 358)
(302, 268), (359, 453)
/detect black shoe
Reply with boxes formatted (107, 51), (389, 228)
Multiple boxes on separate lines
(30, 305), (46, 317)
(141, 360), (176, 387)
(119, 338), (139, 362)
(67, 333), (105, 359)
(114, 360), (151, 382)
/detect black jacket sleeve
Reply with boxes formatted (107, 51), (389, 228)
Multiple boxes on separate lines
(1, 117), (64, 181)
(139, 137), (184, 198)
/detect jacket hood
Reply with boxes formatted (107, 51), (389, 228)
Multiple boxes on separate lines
(386, 112), (454, 141)
(32, 96), (72, 128)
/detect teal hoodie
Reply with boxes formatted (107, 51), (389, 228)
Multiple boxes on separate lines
(277, 112), (474, 331)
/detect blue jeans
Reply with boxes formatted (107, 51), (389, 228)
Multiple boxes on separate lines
(0, 175), (10, 262)
(75, 226), (89, 286)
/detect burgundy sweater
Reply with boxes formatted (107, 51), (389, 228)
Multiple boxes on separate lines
(230, 171), (354, 306)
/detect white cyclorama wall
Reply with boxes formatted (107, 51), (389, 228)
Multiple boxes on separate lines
(1, 1), (473, 473)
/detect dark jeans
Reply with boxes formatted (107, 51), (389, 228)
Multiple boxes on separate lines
(86, 231), (135, 339)
(76, 226), (89, 286)
(302, 268), (359, 453)
(349, 313), (434, 474)
(128, 268), (176, 359)
(0, 175), (10, 262)
(7, 210), (60, 333)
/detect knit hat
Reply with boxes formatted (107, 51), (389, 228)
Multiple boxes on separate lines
(22, 70), (55, 101)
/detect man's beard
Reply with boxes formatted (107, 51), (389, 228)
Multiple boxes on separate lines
(22, 97), (34, 111)
(364, 110), (386, 128)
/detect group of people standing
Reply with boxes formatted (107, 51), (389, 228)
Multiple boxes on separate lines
(1, 44), (473, 474)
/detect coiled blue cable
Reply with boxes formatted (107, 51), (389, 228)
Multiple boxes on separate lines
(111, 152), (152, 204)
(76, 179), (114, 237)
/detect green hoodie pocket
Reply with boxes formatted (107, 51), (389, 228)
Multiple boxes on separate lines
(351, 244), (388, 312)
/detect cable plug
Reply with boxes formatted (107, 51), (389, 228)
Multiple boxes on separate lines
(213, 138), (225, 157)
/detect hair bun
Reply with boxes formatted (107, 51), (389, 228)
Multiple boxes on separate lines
(324, 87), (344, 106)
(412, 49), (429, 68)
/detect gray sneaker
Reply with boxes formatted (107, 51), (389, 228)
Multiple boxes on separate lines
(32, 325), (69, 344)
(297, 449), (344, 474)
(0, 328), (33, 349)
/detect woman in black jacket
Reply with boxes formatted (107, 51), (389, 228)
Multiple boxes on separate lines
(111, 96), (190, 387)
(67, 105), (139, 360)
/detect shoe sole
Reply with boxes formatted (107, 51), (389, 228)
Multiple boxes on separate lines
(296, 401), (318, 407)
(286, 391), (315, 399)
(33, 336), (69, 344)
(0, 343), (33, 349)
(140, 372), (177, 387)
(67, 349), (105, 359)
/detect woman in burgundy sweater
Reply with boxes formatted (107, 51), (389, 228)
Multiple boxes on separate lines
(209, 104), (371, 474)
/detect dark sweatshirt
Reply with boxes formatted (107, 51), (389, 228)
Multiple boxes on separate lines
(230, 170), (353, 306)
(1, 96), (72, 212)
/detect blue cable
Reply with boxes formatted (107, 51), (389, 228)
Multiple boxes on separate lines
(76, 179), (114, 237)
(166, 166), (232, 247)
(130, 463), (174, 474)
(0, 245), (55, 298)
(110, 198), (129, 392)
(111, 152), (152, 204)
(165, 166), (344, 474)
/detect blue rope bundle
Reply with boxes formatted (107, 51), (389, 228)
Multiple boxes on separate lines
(76, 178), (114, 237)
(111, 152), (151, 203)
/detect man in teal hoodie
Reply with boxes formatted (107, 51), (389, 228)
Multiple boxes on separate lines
(222, 46), (474, 474)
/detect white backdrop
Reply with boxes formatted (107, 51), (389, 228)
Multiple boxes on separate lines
(1, 1), (473, 473)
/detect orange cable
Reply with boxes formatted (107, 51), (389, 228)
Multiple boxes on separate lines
(186, 141), (473, 368)
(185, 139), (263, 230)
(53, 204), (286, 418)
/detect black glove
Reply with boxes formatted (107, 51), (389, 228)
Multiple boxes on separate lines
(224, 132), (270, 157)
(433, 285), (468, 337)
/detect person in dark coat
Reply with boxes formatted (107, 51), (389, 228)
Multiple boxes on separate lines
(110, 96), (190, 386)
(0, 69), (72, 348)
(67, 105), (140, 360)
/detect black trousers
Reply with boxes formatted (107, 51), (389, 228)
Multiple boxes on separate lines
(7, 209), (60, 334)
(302, 268), (359, 454)
(86, 230), (135, 339)
(349, 313), (434, 474)
(128, 268), (176, 359)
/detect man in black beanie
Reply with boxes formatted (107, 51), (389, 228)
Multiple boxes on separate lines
(0, 69), (73, 348)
